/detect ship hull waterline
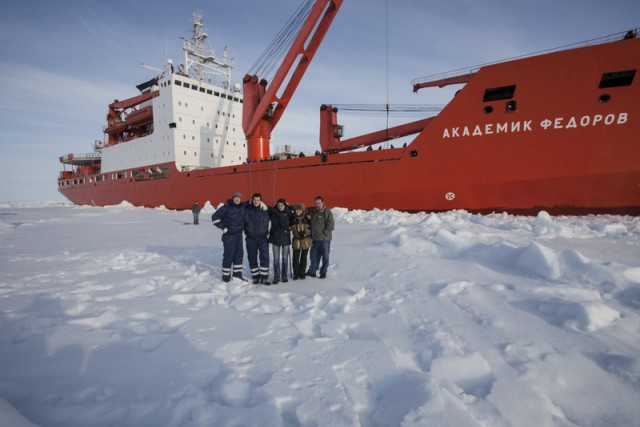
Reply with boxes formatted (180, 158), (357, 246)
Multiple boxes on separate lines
(59, 148), (640, 215)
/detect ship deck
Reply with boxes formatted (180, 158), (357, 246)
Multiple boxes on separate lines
(59, 153), (101, 167)
(411, 28), (638, 91)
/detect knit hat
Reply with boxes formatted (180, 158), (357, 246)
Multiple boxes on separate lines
(231, 192), (242, 199)
(294, 203), (305, 211)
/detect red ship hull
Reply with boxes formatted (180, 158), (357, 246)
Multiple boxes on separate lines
(59, 37), (640, 214)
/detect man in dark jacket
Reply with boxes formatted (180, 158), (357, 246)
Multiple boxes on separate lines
(211, 192), (247, 283)
(245, 193), (271, 285)
(191, 201), (201, 224)
(268, 199), (293, 284)
(306, 196), (335, 279)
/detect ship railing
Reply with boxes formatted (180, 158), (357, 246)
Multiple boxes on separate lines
(272, 144), (315, 158)
(59, 152), (102, 165)
(411, 28), (638, 90)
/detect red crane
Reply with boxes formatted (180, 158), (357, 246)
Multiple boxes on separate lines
(242, 0), (343, 162)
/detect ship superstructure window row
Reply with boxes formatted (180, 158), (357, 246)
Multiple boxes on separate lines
(173, 79), (243, 103)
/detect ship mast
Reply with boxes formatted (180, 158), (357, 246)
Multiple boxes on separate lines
(181, 11), (233, 88)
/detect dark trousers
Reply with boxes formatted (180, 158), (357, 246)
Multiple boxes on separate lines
(246, 237), (269, 279)
(292, 248), (309, 279)
(222, 233), (243, 281)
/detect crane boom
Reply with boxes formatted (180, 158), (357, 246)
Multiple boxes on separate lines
(243, 0), (343, 162)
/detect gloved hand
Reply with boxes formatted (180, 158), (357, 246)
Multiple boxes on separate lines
(259, 201), (268, 211)
(223, 228), (228, 234)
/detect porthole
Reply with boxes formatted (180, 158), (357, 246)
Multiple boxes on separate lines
(409, 150), (418, 157)
(599, 94), (611, 103)
(483, 106), (494, 114)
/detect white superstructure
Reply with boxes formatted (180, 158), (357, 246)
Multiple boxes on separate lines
(99, 11), (246, 174)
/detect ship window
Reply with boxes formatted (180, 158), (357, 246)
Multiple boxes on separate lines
(175, 80), (182, 86)
(599, 69), (636, 88)
(184, 151), (187, 155)
(169, 122), (176, 128)
(221, 94), (227, 99)
(214, 91), (220, 96)
(207, 89), (212, 95)
(483, 85), (516, 102)
(199, 87), (205, 93)
(183, 83), (190, 89)
(192, 85), (198, 91)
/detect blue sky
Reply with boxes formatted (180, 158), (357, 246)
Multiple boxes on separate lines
(0, 0), (638, 202)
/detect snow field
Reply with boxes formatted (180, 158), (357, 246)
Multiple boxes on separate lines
(0, 203), (639, 426)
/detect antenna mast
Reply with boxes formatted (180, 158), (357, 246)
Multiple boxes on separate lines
(181, 11), (233, 87)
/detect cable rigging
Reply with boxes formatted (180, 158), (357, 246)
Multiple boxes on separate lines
(385, 0), (390, 146)
(331, 104), (443, 118)
(248, 0), (315, 82)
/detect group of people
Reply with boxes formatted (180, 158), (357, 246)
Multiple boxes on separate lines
(209, 192), (335, 285)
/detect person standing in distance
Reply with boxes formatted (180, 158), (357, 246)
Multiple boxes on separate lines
(245, 193), (271, 285)
(306, 196), (334, 279)
(211, 192), (247, 283)
(191, 201), (201, 224)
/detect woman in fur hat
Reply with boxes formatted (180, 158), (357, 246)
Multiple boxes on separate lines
(289, 203), (313, 280)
